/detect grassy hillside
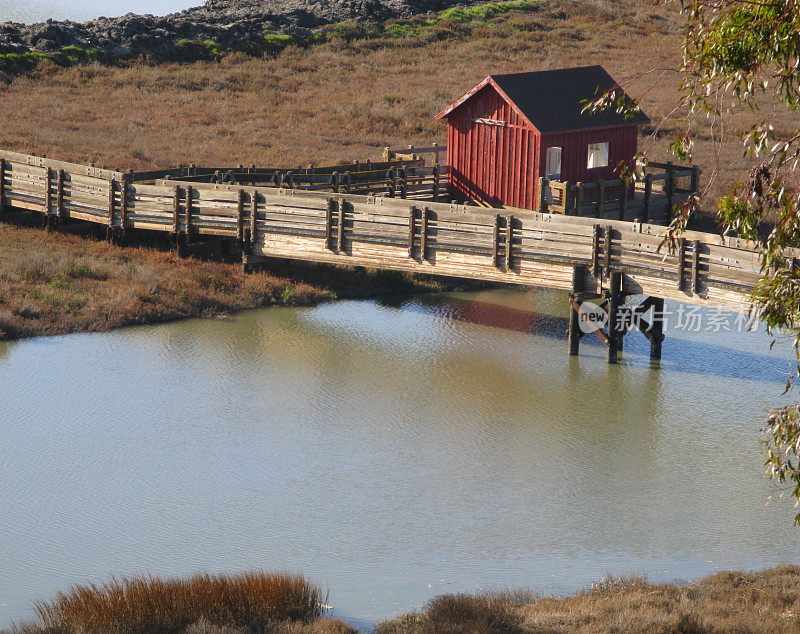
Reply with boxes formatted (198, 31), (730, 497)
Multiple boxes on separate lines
(0, 0), (781, 205)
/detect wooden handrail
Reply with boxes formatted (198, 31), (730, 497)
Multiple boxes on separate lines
(0, 150), (771, 312)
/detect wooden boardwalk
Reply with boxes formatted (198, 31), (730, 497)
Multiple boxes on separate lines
(0, 149), (777, 321)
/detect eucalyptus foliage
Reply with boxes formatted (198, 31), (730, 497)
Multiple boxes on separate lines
(589, 1), (800, 521)
(670, 0), (800, 522)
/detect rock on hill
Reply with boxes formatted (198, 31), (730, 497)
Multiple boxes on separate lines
(0, 0), (470, 61)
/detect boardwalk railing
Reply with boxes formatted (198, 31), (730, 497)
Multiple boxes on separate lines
(0, 149), (780, 313)
(541, 162), (701, 222)
(129, 159), (450, 201)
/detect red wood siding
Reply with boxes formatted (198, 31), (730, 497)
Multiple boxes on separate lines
(443, 85), (640, 210)
(446, 84), (540, 209)
(539, 126), (638, 186)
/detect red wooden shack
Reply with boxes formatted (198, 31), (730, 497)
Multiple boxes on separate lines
(435, 65), (649, 209)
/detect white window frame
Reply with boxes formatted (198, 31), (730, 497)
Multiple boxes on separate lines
(545, 147), (562, 180)
(587, 142), (609, 169)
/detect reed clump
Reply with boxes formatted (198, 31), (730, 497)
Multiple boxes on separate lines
(18, 571), (354, 634)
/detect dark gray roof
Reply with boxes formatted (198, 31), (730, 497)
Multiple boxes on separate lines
(491, 65), (649, 132)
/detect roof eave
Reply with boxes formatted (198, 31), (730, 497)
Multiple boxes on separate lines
(486, 77), (539, 133)
(434, 76), (540, 133)
(537, 117), (651, 136)
(434, 76), (493, 120)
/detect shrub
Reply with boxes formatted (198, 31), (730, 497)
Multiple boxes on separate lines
(376, 592), (527, 634)
(174, 39), (223, 62)
(59, 46), (100, 65)
(0, 52), (49, 75)
(264, 32), (296, 55)
(26, 572), (327, 633)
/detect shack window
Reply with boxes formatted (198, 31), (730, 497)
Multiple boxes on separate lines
(587, 142), (609, 169)
(546, 147), (562, 179)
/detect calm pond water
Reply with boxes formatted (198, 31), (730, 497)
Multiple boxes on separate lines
(0, 1), (197, 23)
(1, 287), (799, 628)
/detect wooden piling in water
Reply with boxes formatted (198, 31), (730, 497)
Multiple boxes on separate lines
(568, 266), (584, 356)
(650, 296), (665, 361)
(607, 271), (623, 364)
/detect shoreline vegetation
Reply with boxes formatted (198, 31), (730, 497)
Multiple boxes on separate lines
(7, 566), (800, 633)
(0, 215), (479, 342)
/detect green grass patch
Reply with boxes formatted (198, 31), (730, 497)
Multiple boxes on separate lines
(174, 39), (224, 62)
(322, 0), (540, 44)
(435, 0), (535, 24)
(0, 52), (49, 75)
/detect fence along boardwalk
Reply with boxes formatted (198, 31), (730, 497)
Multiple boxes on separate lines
(0, 150), (777, 317)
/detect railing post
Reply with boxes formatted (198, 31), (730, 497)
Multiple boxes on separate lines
(666, 161), (675, 222)
(420, 207), (429, 261)
(643, 173), (653, 223)
(185, 185), (193, 236)
(575, 182), (584, 216)
(173, 185), (181, 234)
(400, 166), (408, 199)
(692, 239), (701, 294)
(505, 214), (514, 269)
(691, 165), (701, 193)
(407, 206), (416, 258)
(119, 179), (128, 233)
(337, 199), (346, 253)
(433, 164), (440, 202)
(492, 213), (501, 268)
(250, 190), (258, 250)
(0, 159), (5, 212)
(596, 178), (604, 217)
(45, 167), (53, 217)
(619, 179), (628, 221)
(325, 197), (335, 251)
(538, 177), (547, 212)
(561, 181), (570, 214)
(236, 189), (245, 242)
(107, 176), (116, 229)
(677, 237), (687, 290)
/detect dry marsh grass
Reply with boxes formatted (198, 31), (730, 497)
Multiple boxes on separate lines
(0, 219), (452, 340)
(10, 571), (356, 634)
(376, 566), (800, 633)
(0, 0), (786, 205)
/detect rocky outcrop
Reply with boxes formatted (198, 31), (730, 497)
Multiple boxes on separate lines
(0, 0), (472, 60)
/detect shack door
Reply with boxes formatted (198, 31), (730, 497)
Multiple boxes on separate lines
(475, 118), (504, 206)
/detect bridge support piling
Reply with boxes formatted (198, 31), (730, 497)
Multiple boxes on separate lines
(649, 297), (665, 361)
(174, 233), (187, 259)
(567, 266), (584, 356)
(606, 271), (623, 364)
